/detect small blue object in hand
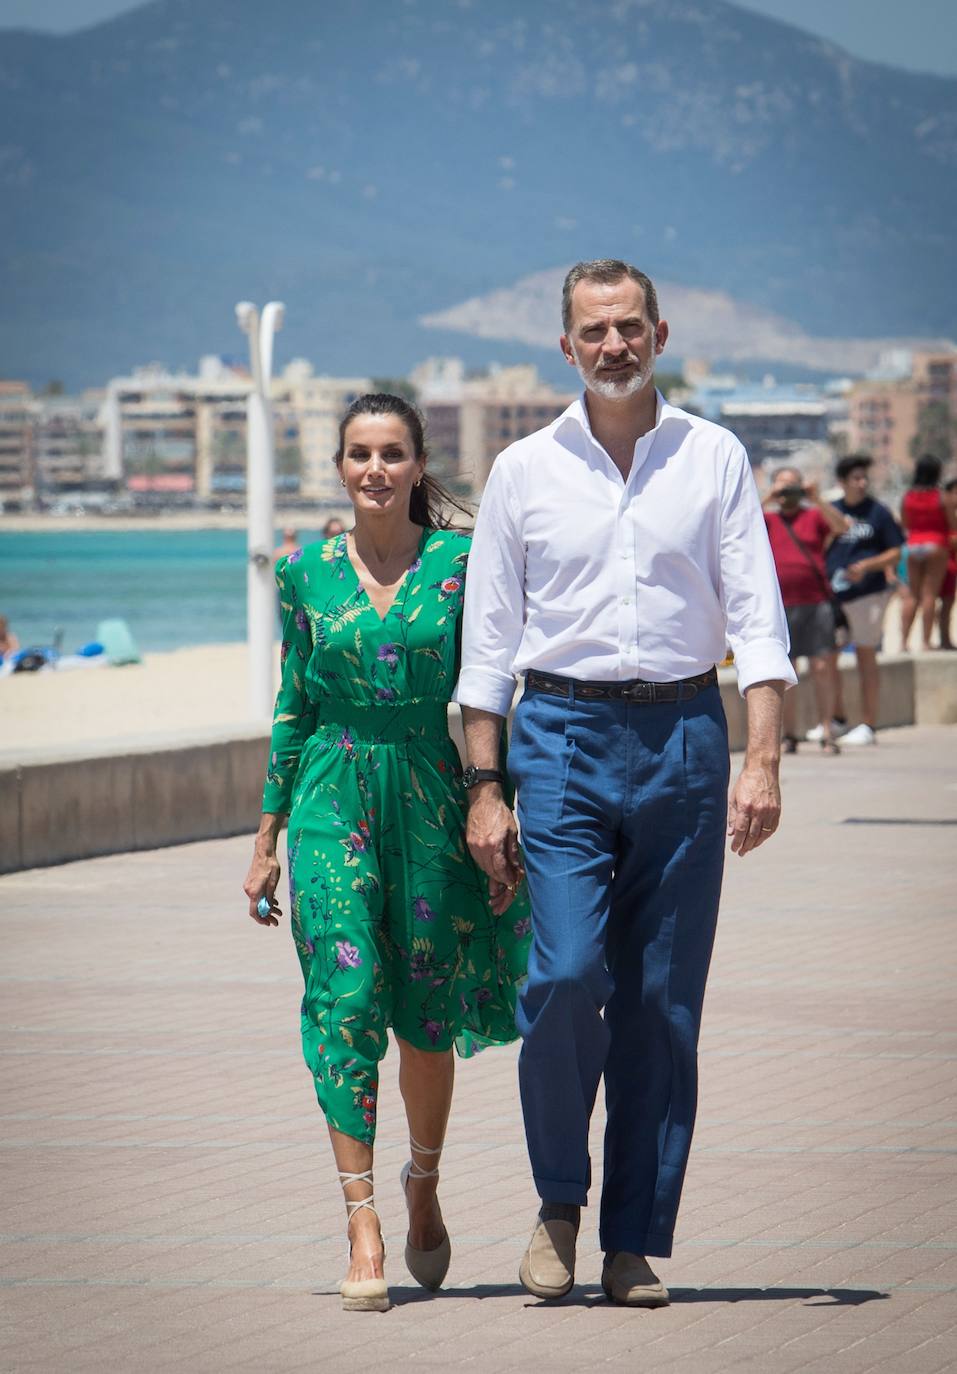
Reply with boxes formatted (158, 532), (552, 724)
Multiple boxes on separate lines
(257, 896), (271, 918)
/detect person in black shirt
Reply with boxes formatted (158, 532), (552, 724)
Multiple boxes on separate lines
(818, 455), (903, 745)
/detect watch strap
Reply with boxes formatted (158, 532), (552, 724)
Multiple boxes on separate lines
(463, 766), (505, 790)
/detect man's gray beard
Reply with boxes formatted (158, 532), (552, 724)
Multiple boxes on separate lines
(572, 350), (655, 400)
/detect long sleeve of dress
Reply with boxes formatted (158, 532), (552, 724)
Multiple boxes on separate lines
(262, 554), (317, 815)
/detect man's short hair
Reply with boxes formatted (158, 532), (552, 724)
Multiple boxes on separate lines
(836, 453), (873, 481)
(561, 259), (660, 334)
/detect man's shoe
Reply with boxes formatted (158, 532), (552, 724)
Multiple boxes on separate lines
(840, 723), (877, 746)
(519, 1214), (577, 1299)
(601, 1251), (670, 1308)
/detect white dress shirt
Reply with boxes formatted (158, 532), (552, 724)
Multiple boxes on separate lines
(457, 392), (796, 717)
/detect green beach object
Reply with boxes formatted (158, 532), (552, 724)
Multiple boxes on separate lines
(95, 619), (142, 666)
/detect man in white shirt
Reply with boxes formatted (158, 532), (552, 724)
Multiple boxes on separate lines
(457, 259), (796, 1307)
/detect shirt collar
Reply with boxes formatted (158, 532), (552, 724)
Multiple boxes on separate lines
(556, 388), (680, 447)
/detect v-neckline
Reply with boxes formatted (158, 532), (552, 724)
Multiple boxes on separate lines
(343, 529), (428, 625)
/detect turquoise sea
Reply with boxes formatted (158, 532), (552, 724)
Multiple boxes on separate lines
(0, 529), (327, 654)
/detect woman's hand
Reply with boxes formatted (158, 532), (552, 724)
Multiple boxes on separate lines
(488, 876), (523, 916)
(243, 841), (282, 926)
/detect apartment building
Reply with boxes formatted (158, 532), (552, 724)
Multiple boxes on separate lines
(0, 382), (34, 507)
(33, 393), (107, 498)
(100, 358), (371, 504)
(848, 350), (957, 488)
(282, 362), (371, 503)
(719, 398), (831, 468)
(413, 358), (575, 498)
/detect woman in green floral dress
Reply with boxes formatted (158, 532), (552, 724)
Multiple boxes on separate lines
(243, 394), (530, 1311)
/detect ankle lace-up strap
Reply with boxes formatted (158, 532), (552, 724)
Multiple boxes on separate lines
(338, 1168), (377, 1219)
(407, 1134), (443, 1180)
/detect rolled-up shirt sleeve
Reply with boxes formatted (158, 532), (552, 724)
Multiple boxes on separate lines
(718, 443), (797, 695)
(456, 454), (526, 716)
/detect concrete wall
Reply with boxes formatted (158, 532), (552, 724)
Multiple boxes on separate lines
(2, 655), (954, 874)
(1, 727), (268, 874)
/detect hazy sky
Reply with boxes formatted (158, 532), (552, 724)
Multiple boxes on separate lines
(1, 0), (955, 79)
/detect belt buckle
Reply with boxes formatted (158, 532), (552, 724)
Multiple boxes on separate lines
(620, 681), (653, 703)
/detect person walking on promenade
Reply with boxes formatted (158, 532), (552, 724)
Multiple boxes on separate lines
(818, 454), (903, 746)
(457, 259), (796, 1308)
(243, 394), (530, 1313)
(899, 454), (955, 651)
(762, 466), (849, 754)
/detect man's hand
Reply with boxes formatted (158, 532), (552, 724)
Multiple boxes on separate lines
(466, 787), (525, 914)
(732, 680), (786, 857)
(727, 762), (781, 857)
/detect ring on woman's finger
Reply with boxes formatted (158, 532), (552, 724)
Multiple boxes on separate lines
(256, 896), (271, 918)
(761, 826), (773, 832)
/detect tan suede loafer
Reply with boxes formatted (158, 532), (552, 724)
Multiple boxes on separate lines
(601, 1251), (670, 1307)
(519, 1216), (577, 1299)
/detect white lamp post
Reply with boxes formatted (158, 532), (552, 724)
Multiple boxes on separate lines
(236, 299), (285, 719)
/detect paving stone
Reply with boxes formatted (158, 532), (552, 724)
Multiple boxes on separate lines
(0, 724), (954, 1373)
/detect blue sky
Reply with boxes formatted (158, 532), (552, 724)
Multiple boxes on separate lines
(1, 0), (955, 78)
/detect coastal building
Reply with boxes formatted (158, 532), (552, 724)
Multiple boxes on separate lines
(102, 364), (205, 502)
(847, 349), (957, 489)
(413, 358), (575, 497)
(0, 382), (34, 509)
(33, 392), (108, 500)
(680, 369), (850, 476)
(100, 358), (370, 506)
(719, 398), (831, 469)
(281, 362), (371, 504)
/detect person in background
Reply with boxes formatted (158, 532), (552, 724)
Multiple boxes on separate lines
(323, 516), (346, 538)
(937, 478), (957, 651)
(899, 454), (955, 651)
(814, 455), (903, 746)
(763, 467), (849, 754)
(0, 615), (19, 664)
(273, 525), (300, 565)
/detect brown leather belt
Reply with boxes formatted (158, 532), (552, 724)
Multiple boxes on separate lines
(525, 666), (718, 704)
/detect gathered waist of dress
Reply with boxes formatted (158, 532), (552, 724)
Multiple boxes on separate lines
(312, 696), (452, 745)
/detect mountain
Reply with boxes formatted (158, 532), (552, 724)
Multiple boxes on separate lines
(422, 268), (954, 374)
(0, 0), (955, 389)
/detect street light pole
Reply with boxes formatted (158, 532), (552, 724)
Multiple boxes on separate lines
(236, 299), (285, 720)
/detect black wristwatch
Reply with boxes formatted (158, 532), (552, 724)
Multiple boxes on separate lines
(462, 766), (505, 791)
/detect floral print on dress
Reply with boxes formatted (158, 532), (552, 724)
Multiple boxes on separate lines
(262, 529), (530, 1144)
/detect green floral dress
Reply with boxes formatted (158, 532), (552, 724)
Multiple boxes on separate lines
(262, 529), (530, 1144)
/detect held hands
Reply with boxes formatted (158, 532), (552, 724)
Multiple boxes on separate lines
(727, 761), (781, 857)
(466, 789), (525, 915)
(243, 844), (282, 926)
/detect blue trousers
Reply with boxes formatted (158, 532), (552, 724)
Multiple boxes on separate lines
(507, 682), (729, 1258)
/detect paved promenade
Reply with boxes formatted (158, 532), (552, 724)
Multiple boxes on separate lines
(2, 726), (954, 1372)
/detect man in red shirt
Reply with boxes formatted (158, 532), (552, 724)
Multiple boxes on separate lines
(763, 467), (850, 753)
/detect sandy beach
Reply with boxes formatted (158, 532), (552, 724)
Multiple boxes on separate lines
(0, 588), (932, 760)
(0, 642), (273, 755)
